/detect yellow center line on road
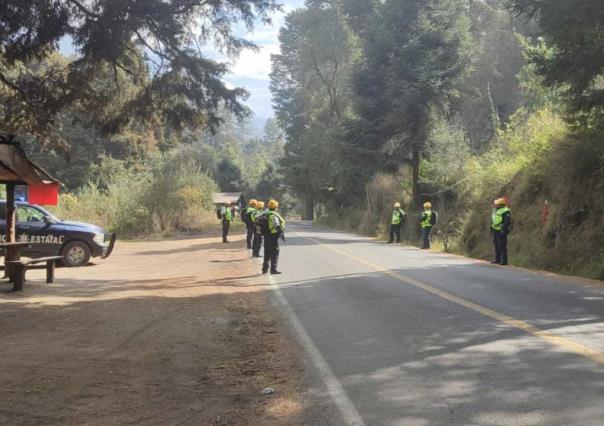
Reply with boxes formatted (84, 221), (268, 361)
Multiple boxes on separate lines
(296, 232), (604, 366)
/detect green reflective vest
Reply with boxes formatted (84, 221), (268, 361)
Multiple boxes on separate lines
(421, 210), (433, 228)
(268, 210), (285, 234)
(246, 206), (256, 216)
(222, 207), (233, 222)
(391, 209), (404, 225)
(491, 207), (510, 231)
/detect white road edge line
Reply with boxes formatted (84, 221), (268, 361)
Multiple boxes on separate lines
(268, 273), (366, 426)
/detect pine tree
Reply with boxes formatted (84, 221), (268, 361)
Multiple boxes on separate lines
(0, 0), (279, 142)
(349, 0), (475, 206)
(509, 0), (604, 116)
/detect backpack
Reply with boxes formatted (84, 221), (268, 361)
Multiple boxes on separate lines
(255, 212), (270, 236)
(245, 209), (255, 226)
(400, 210), (407, 224)
(430, 211), (438, 226)
(216, 207), (222, 220)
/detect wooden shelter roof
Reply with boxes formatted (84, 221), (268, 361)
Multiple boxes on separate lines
(213, 192), (244, 205)
(0, 133), (60, 185)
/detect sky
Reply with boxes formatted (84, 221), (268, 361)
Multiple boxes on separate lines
(220, 0), (305, 120)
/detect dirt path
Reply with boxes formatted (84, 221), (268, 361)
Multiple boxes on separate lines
(0, 234), (309, 425)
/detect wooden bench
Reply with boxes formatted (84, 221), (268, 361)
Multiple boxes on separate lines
(7, 256), (64, 291)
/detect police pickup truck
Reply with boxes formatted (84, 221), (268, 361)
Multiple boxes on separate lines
(0, 201), (116, 267)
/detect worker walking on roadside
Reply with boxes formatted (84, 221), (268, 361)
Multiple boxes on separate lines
(263, 199), (285, 275)
(244, 199), (258, 249)
(419, 202), (437, 249)
(251, 201), (265, 258)
(221, 202), (234, 243)
(491, 197), (511, 265)
(387, 202), (407, 244)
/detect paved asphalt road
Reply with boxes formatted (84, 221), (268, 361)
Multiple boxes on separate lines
(269, 223), (604, 426)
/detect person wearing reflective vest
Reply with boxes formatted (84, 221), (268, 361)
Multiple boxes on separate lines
(387, 202), (407, 244)
(491, 198), (511, 265)
(244, 199), (258, 249)
(263, 199), (285, 275)
(221, 202), (234, 243)
(419, 202), (437, 249)
(251, 201), (265, 258)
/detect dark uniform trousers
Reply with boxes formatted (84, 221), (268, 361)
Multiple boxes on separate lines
(252, 231), (263, 257)
(421, 226), (432, 249)
(245, 223), (254, 249)
(263, 234), (280, 272)
(222, 220), (230, 242)
(389, 223), (402, 243)
(493, 231), (508, 264)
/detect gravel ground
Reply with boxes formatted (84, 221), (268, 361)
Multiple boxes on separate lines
(0, 233), (311, 425)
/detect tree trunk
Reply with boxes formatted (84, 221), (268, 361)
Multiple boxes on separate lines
(412, 148), (421, 209)
(301, 192), (314, 221)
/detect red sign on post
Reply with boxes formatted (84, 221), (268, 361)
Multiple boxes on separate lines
(28, 183), (59, 206)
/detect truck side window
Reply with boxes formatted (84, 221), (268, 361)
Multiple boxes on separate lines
(16, 206), (45, 223)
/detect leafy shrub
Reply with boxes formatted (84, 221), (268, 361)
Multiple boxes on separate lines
(52, 153), (219, 237)
(459, 108), (604, 279)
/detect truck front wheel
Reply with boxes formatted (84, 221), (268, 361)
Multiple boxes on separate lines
(62, 241), (91, 267)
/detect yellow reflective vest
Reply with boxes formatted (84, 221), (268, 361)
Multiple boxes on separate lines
(491, 207), (510, 231)
(421, 210), (433, 228)
(268, 210), (285, 234)
(391, 209), (405, 225)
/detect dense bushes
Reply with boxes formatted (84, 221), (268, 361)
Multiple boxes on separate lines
(460, 108), (567, 263)
(52, 153), (218, 237)
(462, 127), (604, 279)
(31, 113), (284, 239)
(315, 105), (604, 280)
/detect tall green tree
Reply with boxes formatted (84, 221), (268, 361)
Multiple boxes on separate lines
(350, 0), (475, 206)
(0, 0), (279, 143)
(457, 0), (524, 149)
(254, 163), (286, 203)
(215, 158), (244, 192)
(262, 118), (285, 160)
(271, 0), (358, 219)
(509, 0), (604, 120)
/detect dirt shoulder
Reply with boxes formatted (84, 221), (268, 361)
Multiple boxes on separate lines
(0, 234), (308, 425)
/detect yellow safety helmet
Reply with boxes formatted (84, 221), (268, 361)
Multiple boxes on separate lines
(267, 199), (279, 210)
(257, 201), (265, 208)
(494, 197), (507, 206)
(394, 202), (401, 208)
(423, 202), (432, 209)
(249, 199), (258, 207)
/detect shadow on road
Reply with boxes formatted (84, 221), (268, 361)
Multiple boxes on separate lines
(272, 265), (604, 425)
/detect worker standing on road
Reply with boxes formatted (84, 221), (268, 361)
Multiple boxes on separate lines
(419, 202), (437, 249)
(491, 198), (511, 265)
(263, 199), (285, 275)
(251, 201), (265, 258)
(244, 199), (258, 249)
(387, 202), (407, 244)
(221, 202), (234, 243)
